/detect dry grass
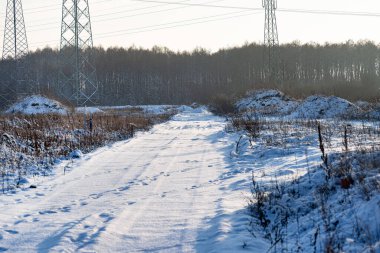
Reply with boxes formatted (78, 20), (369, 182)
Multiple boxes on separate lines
(0, 111), (173, 192)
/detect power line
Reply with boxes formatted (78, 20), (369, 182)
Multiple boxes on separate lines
(29, 10), (261, 47)
(131, 0), (260, 10)
(2, 0), (223, 32)
(1, 0), (30, 106)
(26, 1), (380, 49)
(0, 0), (121, 16)
(97, 11), (260, 40)
(4, 0), (380, 34)
(5, 0), (380, 50)
(130, 0), (380, 17)
(262, 0), (279, 83)
(98, 9), (252, 36)
(7, 0), (229, 34)
(7, 0), (380, 18)
(279, 8), (380, 17)
(59, 0), (98, 106)
(94, 0), (194, 18)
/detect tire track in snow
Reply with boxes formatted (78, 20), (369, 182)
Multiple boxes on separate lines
(0, 110), (230, 252)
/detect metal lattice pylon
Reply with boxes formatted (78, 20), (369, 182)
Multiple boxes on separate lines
(1, 0), (29, 106)
(262, 0), (279, 83)
(59, 0), (98, 106)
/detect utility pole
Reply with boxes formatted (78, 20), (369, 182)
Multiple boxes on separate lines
(59, 0), (98, 106)
(262, 0), (279, 84)
(1, 0), (29, 107)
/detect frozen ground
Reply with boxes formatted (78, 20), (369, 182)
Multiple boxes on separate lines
(0, 108), (268, 253)
(229, 115), (380, 252)
(1, 106), (378, 252)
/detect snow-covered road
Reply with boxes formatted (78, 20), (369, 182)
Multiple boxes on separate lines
(0, 109), (267, 253)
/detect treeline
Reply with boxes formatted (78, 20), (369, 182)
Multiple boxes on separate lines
(1, 40), (379, 106)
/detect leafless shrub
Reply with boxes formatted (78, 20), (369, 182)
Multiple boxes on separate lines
(248, 173), (270, 228)
(231, 115), (262, 140)
(210, 94), (236, 115)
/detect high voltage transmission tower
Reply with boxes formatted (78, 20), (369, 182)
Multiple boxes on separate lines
(1, 0), (29, 106)
(262, 0), (280, 83)
(59, 0), (98, 106)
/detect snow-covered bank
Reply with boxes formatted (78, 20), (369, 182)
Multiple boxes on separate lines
(229, 115), (380, 252)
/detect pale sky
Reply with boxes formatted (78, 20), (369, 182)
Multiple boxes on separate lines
(1, 0), (380, 52)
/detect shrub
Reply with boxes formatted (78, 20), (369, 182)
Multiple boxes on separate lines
(210, 94), (236, 115)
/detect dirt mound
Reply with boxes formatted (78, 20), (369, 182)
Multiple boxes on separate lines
(6, 95), (68, 115)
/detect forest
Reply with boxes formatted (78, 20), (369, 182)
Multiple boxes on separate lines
(0, 40), (379, 106)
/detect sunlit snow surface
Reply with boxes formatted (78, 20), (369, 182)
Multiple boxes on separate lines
(236, 89), (380, 120)
(0, 106), (379, 252)
(0, 107), (269, 252)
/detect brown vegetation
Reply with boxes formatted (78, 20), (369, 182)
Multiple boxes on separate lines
(0, 111), (173, 192)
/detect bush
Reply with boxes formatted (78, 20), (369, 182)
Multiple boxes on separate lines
(210, 94), (236, 115)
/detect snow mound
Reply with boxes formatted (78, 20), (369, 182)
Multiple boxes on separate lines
(180, 105), (209, 114)
(76, 107), (104, 114)
(236, 89), (299, 116)
(290, 95), (360, 119)
(355, 100), (372, 111)
(139, 105), (177, 114)
(6, 95), (68, 115)
(176, 105), (193, 112)
(69, 149), (83, 159)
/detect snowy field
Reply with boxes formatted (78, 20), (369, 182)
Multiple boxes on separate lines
(228, 115), (380, 253)
(0, 107), (267, 252)
(0, 93), (379, 252)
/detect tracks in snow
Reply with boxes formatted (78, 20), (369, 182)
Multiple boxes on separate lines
(0, 110), (238, 252)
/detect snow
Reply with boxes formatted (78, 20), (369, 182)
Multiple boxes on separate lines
(69, 149), (83, 159)
(230, 117), (380, 252)
(0, 108), (269, 252)
(0, 107), (378, 252)
(369, 105), (380, 120)
(99, 105), (179, 115)
(76, 107), (104, 114)
(236, 89), (299, 116)
(5, 95), (68, 115)
(139, 105), (177, 114)
(355, 100), (372, 111)
(235, 90), (380, 120)
(290, 95), (361, 119)
(4, 96), (181, 116)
